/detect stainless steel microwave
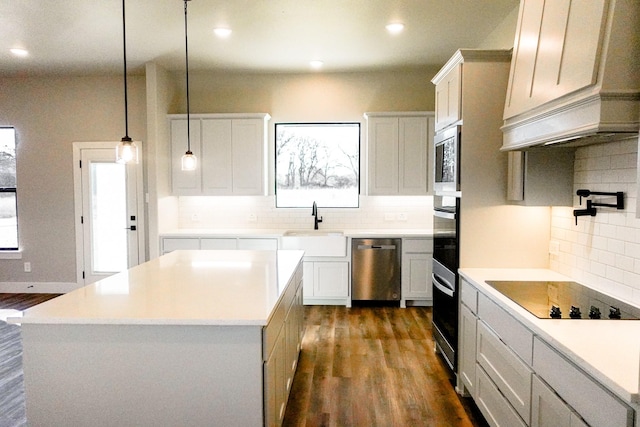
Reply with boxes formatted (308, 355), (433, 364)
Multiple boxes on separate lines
(434, 125), (460, 195)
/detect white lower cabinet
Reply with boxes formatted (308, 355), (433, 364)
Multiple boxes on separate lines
(460, 277), (635, 427)
(458, 303), (477, 396)
(531, 375), (588, 427)
(160, 236), (278, 254)
(475, 366), (527, 427)
(533, 337), (633, 427)
(476, 320), (532, 423)
(401, 238), (433, 306)
(303, 261), (349, 303)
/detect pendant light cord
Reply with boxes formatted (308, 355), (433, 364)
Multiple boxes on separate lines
(184, 0), (191, 153)
(121, 0), (130, 141)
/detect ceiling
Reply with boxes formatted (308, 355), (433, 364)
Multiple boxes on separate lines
(0, 0), (518, 76)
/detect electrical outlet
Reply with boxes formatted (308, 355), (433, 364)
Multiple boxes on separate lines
(191, 213), (200, 222)
(398, 213), (407, 221)
(549, 240), (560, 256)
(247, 213), (257, 222)
(24, 262), (31, 272)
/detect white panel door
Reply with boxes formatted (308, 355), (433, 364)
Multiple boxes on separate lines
(78, 147), (143, 285)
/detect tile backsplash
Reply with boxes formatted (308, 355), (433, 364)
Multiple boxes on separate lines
(178, 195), (433, 231)
(550, 137), (640, 306)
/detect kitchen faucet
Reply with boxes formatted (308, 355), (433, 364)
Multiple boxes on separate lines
(311, 201), (323, 230)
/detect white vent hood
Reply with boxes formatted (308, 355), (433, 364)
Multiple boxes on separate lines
(501, 0), (639, 151)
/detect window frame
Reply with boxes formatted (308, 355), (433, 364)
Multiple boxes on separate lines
(274, 122), (361, 209)
(0, 127), (19, 251)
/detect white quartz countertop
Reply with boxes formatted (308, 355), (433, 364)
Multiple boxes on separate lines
(459, 268), (640, 405)
(160, 228), (434, 238)
(11, 250), (304, 326)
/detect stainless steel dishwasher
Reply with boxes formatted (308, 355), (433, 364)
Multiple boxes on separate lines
(351, 238), (401, 301)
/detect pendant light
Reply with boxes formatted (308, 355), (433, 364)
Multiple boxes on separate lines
(115, 0), (139, 164)
(181, 0), (197, 171)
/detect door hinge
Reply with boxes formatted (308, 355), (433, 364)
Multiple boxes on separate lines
(82, 271), (85, 279)
(79, 160), (82, 168)
(80, 216), (84, 224)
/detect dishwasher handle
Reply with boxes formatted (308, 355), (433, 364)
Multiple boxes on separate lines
(357, 244), (397, 250)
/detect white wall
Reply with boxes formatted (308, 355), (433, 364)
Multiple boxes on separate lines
(0, 75), (146, 288)
(550, 137), (640, 305)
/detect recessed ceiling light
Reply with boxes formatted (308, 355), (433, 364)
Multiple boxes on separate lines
(10, 48), (29, 57)
(385, 23), (405, 34)
(309, 60), (323, 69)
(213, 28), (232, 38)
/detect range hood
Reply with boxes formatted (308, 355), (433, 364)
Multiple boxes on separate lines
(501, 0), (640, 151)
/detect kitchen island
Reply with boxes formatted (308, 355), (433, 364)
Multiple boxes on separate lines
(10, 249), (304, 427)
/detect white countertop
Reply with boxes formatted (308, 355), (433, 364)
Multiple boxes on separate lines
(11, 250), (304, 326)
(160, 228), (434, 238)
(460, 268), (640, 405)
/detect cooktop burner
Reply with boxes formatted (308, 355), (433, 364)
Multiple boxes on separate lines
(485, 280), (640, 320)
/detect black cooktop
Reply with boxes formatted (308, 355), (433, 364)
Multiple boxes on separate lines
(485, 280), (640, 320)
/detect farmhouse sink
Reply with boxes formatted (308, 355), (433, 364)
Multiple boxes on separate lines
(280, 230), (347, 257)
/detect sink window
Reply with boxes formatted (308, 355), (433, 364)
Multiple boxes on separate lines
(275, 123), (360, 208)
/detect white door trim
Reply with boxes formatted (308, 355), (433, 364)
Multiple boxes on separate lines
(72, 141), (146, 286)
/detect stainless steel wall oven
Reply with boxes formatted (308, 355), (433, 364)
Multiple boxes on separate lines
(432, 190), (460, 371)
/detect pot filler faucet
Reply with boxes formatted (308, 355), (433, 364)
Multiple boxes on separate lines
(312, 201), (323, 230)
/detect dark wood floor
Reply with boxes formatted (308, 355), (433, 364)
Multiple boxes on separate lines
(283, 305), (487, 427)
(0, 293), (61, 311)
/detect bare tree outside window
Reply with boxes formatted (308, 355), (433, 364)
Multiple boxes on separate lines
(275, 123), (360, 208)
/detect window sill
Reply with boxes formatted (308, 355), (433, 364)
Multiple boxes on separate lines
(0, 251), (22, 260)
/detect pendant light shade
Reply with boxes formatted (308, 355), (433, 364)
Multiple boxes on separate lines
(181, 0), (197, 171)
(116, 0), (138, 164)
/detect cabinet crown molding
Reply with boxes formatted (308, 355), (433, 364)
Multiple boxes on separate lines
(431, 49), (512, 84)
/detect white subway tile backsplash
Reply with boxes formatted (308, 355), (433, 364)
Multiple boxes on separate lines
(550, 137), (640, 306)
(176, 195), (433, 231)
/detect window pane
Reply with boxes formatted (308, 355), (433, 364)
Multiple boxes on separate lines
(0, 128), (18, 250)
(90, 162), (128, 272)
(275, 123), (360, 208)
(0, 192), (18, 249)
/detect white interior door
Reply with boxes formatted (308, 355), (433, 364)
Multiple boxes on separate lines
(74, 144), (144, 285)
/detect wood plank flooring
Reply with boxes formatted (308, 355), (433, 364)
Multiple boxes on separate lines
(283, 305), (487, 427)
(0, 293), (61, 311)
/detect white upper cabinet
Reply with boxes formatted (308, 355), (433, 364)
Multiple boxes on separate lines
(502, 0), (640, 149)
(365, 112), (434, 196)
(170, 113), (270, 196)
(434, 63), (462, 132)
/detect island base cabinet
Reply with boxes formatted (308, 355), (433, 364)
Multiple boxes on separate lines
(475, 366), (527, 427)
(21, 324), (265, 427)
(265, 328), (287, 427)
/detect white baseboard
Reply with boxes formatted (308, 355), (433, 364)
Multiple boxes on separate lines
(0, 282), (80, 293)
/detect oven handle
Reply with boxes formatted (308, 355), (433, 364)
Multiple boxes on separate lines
(433, 209), (456, 220)
(432, 273), (455, 297)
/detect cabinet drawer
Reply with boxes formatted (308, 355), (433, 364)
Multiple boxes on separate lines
(477, 320), (532, 423)
(475, 365), (527, 427)
(238, 238), (278, 251)
(533, 337), (633, 427)
(460, 279), (478, 313)
(200, 238), (236, 250)
(402, 238), (433, 253)
(478, 293), (533, 365)
(162, 238), (200, 252)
